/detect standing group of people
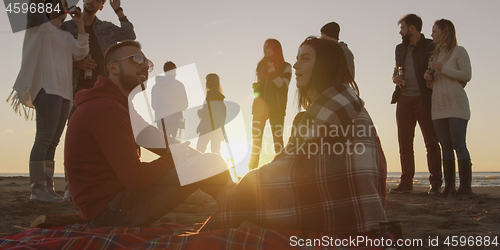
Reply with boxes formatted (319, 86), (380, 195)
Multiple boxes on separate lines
(8, 1), (473, 238)
(9, 0), (137, 203)
(390, 14), (473, 196)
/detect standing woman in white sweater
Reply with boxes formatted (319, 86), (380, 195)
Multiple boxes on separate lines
(8, 0), (89, 202)
(424, 19), (472, 196)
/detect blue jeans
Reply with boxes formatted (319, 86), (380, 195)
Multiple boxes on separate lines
(30, 89), (70, 161)
(90, 168), (231, 227)
(433, 118), (470, 161)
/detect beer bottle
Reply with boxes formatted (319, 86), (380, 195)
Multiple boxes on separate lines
(427, 57), (435, 76)
(84, 54), (92, 80)
(398, 66), (406, 88)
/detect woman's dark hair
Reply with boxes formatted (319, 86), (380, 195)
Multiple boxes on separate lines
(256, 39), (285, 82)
(297, 36), (358, 110)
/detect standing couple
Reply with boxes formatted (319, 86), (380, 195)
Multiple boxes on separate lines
(390, 14), (473, 196)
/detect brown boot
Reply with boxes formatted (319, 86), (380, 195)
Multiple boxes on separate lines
(45, 161), (63, 199)
(29, 161), (63, 203)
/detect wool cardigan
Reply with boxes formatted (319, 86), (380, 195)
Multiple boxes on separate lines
(9, 21), (89, 118)
(429, 46), (472, 120)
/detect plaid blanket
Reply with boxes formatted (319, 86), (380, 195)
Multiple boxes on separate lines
(203, 84), (387, 234)
(0, 222), (402, 250)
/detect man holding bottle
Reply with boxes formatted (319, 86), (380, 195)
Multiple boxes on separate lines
(61, 0), (136, 119)
(390, 14), (442, 195)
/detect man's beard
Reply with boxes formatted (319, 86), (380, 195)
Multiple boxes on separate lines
(83, 5), (99, 15)
(119, 70), (142, 93)
(402, 33), (411, 45)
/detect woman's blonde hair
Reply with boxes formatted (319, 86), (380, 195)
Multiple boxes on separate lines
(431, 19), (458, 63)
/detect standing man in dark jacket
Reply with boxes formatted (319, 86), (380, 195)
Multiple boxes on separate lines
(390, 14), (442, 195)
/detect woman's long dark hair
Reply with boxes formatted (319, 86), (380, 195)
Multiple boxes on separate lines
(297, 37), (358, 110)
(256, 39), (286, 82)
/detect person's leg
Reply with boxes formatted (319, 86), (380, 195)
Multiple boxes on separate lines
(433, 119), (456, 196)
(29, 89), (64, 202)
(196, 133), (210, 153)
(449, 118), (473, 195)
(432, 119), (454, 161)
(249, 115), (267, 170)
(269, 115), (285, 154)
(44, 98), (69, 198)
(46, 98), (70, 161)
(415, 99), (443, 189)
(211, 138), (222, 154)
(394, 96), (417, 189)
(91, 162), (231, 227)
(448, 118), (470, 161)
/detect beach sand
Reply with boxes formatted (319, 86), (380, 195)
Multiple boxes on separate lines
(1, 176), (500, 248)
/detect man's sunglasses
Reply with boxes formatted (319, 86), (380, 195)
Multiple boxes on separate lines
(113, 54), (154, 73)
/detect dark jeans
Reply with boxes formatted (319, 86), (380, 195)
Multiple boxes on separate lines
(30, 89), (70, 161)
(433, 118), (470, 161)
(249, 114), (285, 168)
(90, 168), (231, 228)
(396, 95), (442, 186)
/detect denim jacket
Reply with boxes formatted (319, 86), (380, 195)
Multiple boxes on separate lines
(390, 34), (434, 107)
(61, 16), (136, 89)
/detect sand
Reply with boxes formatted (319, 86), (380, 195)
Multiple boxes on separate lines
(1, 176), (500, 248)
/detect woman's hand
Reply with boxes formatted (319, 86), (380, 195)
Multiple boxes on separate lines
(428, 61), (443, 71)
(424, 70), (433, 87)
(69, 6), (82, 23)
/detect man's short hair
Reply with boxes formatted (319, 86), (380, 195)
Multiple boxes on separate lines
(163, 61), (177, 72)
(320, 22), (340, 40)
(398, 14), (423, 32)
(104, 40), (142, 76)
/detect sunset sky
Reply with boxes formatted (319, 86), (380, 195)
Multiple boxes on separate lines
(0, 0), (499, 175)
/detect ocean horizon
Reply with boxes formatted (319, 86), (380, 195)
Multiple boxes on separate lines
(2, 172), (500, 187)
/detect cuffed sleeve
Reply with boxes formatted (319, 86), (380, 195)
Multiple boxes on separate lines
(117, 19), (136, 41)
(72, 33), (89, 61)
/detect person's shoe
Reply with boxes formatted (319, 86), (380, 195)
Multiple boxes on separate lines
(456, 160), (473, 196)
(29, 161), (64, 203)
(45, 161), (64, 199)
(389, 183), (413, 194)
(427, 185), (441, 195)
(441, 159), (457, 196)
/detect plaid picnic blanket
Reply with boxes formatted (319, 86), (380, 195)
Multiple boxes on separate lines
(0, 222), (402, 249)
(202, 84), (387, 234)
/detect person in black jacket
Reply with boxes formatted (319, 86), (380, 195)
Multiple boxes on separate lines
(390, 14), (442, 195)
(249, 39), (292, 170)
(196, 73), (226, 154)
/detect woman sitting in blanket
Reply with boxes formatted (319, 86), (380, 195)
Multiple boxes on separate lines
(202, 37), (387, 235)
